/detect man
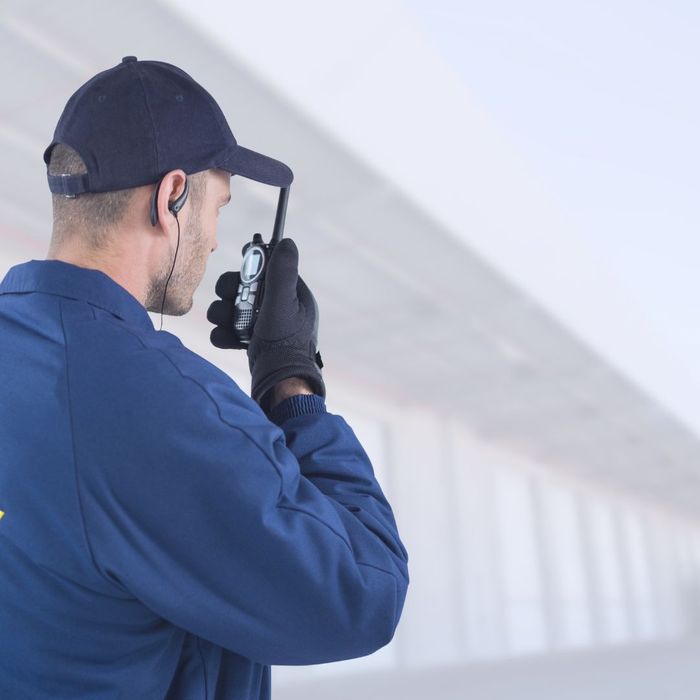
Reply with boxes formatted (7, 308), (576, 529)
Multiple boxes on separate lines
(0, 57), (409, 699)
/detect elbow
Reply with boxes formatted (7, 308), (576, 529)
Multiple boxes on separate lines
(259, 561), (409, 666)
(293, 563), (408, 665)
(385, 564), (409, 646)
(353, 562), (409, 658)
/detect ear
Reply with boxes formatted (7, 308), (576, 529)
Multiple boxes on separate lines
(150, 169), (188, 227)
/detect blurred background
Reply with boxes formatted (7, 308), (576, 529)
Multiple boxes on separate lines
(2, 1), (699, 698)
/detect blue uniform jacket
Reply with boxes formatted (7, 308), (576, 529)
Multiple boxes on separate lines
(0, 259), (409, 699)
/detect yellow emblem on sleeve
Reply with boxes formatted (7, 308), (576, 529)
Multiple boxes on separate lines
(0, 511), (4, 520)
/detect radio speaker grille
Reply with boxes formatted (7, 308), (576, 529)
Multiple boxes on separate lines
(234, 308), (253, 332)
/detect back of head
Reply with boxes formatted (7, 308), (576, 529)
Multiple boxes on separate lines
(47, 144), (207, 256)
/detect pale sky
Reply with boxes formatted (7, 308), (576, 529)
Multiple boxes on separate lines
(168, 0), (700, 436)
(406, 0), (700, 429)
(403, 0), (700, 432)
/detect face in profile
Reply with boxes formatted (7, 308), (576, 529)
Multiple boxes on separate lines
(145, 170), (231, 316)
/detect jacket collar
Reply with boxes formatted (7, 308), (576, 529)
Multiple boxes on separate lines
(0, 259), (154, 332)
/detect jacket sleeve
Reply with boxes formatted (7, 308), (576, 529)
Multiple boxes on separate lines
(74, 347), (409, 666)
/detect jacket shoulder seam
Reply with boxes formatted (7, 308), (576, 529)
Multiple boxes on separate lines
(68, 316), (356, 558)
(149, 344), (357, 557)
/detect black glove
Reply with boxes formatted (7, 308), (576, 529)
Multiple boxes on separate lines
(207, 237), (325, 413)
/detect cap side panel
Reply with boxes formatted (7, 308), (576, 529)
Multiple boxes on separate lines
(130, 63), (161, 176)
(42, 56), (294, 194)
(197, 82), (237, 149)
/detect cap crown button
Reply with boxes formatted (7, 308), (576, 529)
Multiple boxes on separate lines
(121, 56), (137, 63)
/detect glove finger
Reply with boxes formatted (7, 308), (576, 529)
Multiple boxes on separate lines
(206, 298), (235, 327)
(215, 270), (241, 299)
(260, 238), (299, 315)
(210, 325), (247, 350)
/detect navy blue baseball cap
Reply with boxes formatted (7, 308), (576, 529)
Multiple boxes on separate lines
(43, 55), (293, 196)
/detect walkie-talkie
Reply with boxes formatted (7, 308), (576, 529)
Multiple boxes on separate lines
(232, 186), (289, 343)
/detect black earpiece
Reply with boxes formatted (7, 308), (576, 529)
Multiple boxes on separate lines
(150, 175), (189, 226)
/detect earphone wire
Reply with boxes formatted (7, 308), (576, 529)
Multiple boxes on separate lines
(159, 211), (181, 332)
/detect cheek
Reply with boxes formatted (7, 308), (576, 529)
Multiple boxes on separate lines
(205, 208), (218, 233)
(195, 211), (215, 245)
(209, 212), (220, 247)
(200, 214), (217, 255)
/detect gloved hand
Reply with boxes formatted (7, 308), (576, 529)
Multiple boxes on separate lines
(207, 237), (325, 413)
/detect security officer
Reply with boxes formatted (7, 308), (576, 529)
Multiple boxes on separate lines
(0, 57), (409, 699)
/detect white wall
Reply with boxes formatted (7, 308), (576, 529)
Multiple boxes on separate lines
(274, 372), (700, 694)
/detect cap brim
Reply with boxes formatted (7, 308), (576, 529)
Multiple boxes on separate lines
(217, 145), (293, 188)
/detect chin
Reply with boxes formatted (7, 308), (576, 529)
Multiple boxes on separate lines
(177, 296), (195, 316)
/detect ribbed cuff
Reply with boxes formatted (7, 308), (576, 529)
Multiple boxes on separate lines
(252, 364), (326, 410)
(266, 393), (327, 426)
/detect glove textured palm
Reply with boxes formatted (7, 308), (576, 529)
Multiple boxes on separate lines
(207, 237), (325, 413)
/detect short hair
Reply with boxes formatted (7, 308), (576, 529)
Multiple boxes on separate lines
(47, 143), (207, 253)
